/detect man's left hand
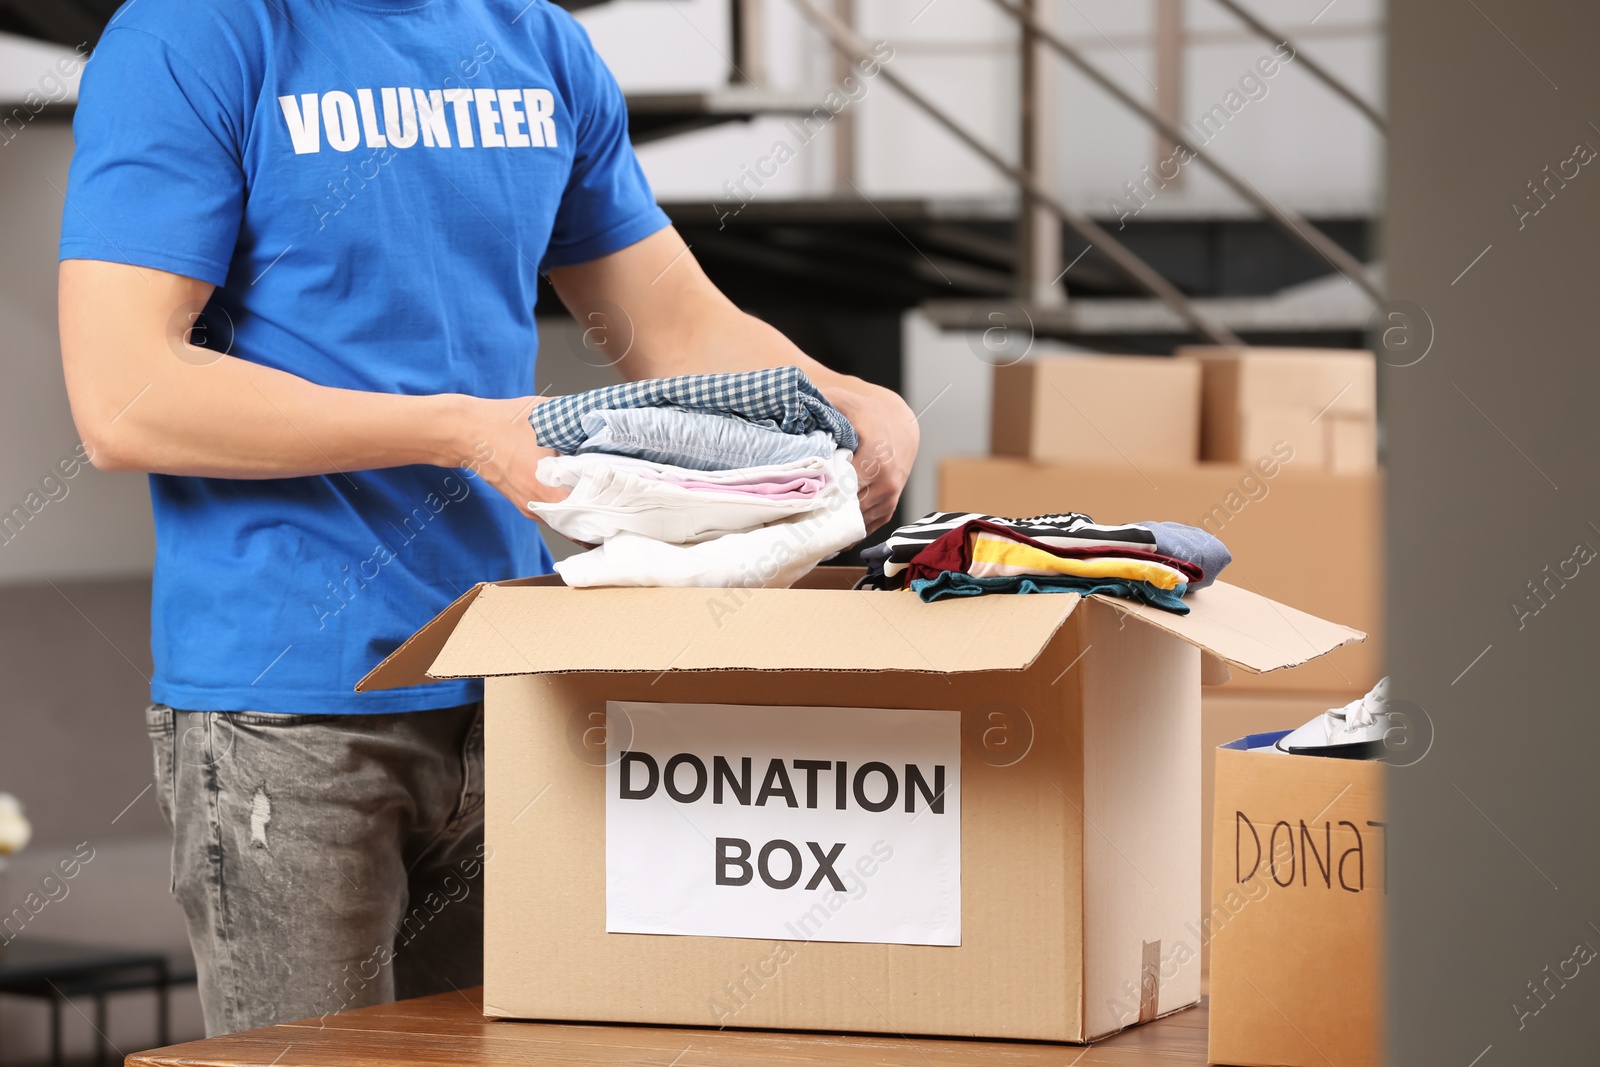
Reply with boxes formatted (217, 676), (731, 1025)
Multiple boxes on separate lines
(829, 382), (919, 534)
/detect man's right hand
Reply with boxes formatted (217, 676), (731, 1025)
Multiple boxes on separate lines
(459, 395), (571, 512)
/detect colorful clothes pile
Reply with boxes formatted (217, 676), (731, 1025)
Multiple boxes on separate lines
(860, 511), (1232, 614)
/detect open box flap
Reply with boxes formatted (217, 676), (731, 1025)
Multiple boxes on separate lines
(354, 575), (563, 692)
(411, 582), (1084, 682)
(357, 574), (1364, 690)
(1085, 579), (1365, 676)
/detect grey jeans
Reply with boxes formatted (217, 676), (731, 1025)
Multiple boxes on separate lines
(145, 702), (487, 1036)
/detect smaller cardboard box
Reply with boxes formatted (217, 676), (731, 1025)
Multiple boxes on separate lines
(1177, 346), (1377, 472)
(359, 572), (1362, 1044)
(991, 355), (1201, 467)
(1206, 732), (1385, 1067)
(1239, 408), (1327, 469)
(1327, 414), (1379, 474)
(938, 457), (1383, 695)
(1197, 691), (1359, 980)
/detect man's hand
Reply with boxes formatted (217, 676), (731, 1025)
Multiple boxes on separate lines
(461, 395), (570, 510)
(827, 383), (919, 533)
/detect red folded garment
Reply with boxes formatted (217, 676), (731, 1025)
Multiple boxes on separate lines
(902, 518), (1205, 588)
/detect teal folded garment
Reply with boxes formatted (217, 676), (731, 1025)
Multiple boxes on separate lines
(908, 571), (1190, 614)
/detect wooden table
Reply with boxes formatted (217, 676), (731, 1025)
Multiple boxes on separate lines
(129, 988), (1210, 1066)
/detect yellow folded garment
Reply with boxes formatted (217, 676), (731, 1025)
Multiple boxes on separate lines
(966, 531), (1189, 590)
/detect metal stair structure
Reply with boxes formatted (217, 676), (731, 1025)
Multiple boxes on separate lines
(624, 86), (822, 145)
(4, 0), (1386, 370)
(663, 196), (1374, 352)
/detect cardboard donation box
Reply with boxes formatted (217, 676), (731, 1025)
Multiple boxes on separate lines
(1177, 346), (1378, 473)
(358, 571), (1360, 1043)
(1207, 733), (1385, 1067)
(991, 355), (1202, 467)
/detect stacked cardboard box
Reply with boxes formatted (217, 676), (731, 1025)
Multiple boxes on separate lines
(1177, 345), (1378, 472)
(991, 355), (1202, 467)
(945, 348), (1382, 696)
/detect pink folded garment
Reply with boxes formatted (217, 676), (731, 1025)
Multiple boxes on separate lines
(639, 469), (828, 499)
(669, 476), (825, 498)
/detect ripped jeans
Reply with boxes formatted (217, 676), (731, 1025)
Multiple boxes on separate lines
(144, 703), (486, 1037)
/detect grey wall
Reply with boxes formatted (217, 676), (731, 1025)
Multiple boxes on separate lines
(0, 577), (197, 1059)
(0, 577), (161, 845)
(1387, 2), (1600, 1062)
(0, 120), (157, 585)
(0, 58), (202, 1053)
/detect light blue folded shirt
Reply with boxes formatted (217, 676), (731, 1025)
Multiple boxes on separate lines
(1136, 521), (1233, 590)
(574, 407), (839, 471)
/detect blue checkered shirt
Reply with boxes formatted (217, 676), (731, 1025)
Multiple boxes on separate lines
(529, 365), (860, 453)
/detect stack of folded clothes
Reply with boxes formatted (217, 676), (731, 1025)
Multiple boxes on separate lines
(526, 366), (866, 588)
(859, 510), (1232, 614)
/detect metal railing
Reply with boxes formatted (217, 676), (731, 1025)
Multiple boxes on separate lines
(785, 0), (1385, 338)
(1208, 0), (1387, 132)
(986, 0), (1383, 302)
(789, 0), (1246, 345)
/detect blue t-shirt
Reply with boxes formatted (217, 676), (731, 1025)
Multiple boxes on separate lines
(60, 0), (671, 714)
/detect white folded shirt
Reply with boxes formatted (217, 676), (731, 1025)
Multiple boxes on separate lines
(529, 452), (834, 546)
(552, 450), (865, 588)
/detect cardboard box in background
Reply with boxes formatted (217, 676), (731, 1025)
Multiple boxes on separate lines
(358, 571), (1361, 1044)
(1207, 735), (1385, 1067)
(1238, 407), (1325, 469)
(1329, 414), (1379, 474)
(991, 355), (1201, 467)
(939, 457), (1382, 695)
(1178, 346), (1378, 473)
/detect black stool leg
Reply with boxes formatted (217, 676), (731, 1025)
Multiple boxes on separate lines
(157, 960), (170, 1048)
(49, 994), (62, 1067)
(94, 993), (108, 1067)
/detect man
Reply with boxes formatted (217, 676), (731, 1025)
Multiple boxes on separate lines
(57, 0), (916, 1036)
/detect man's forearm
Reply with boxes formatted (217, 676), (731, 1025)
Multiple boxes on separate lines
(666, 308), (901, 460)
(60, 259), (483, 479)
(549, 228), (877, 404)
(614, 294), (879, 418)
(690, 312), (886, 448)
(78, 349), (479, 478)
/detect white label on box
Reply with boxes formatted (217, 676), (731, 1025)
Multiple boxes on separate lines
(605, 701), (961, 946)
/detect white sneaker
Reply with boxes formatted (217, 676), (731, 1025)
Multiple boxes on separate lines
(1275, 677), (1390, 759)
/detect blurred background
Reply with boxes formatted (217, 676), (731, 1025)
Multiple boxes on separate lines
(2, 0), (1596, 1063)
(0, 0), (1383, 1060)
